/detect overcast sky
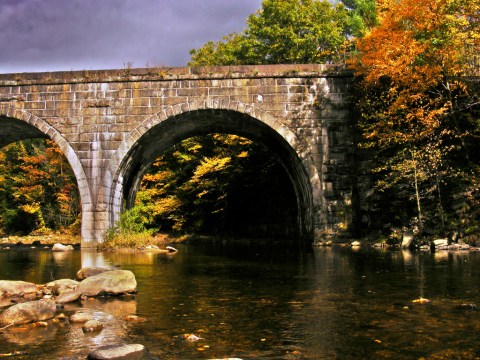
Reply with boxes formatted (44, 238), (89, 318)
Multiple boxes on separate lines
(0, 0), (263, 74)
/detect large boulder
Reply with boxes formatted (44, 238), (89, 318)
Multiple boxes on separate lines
(45, 279), (79, 295)
(0, 280), (38, 297)
(0, 299), (57, 326)
(77, 270), (137, 297)
(87, 344), (146, 359)
(76, 267), (113, 281)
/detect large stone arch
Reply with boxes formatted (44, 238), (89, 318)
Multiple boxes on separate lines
(0, 105), (94, 242)
(102, 100), (321, 241)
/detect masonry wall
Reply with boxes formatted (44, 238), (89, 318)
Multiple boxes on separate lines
(0, 64), (355, 246)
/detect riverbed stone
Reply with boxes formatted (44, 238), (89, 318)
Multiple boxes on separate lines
(456, 303), (478, 311)
(433, 238), (449, 250)
(70, 311), (92, 323)
(0, 299), (57, 326)
(55, 290), (82, 304)
(77, 270), (137, 297)
(52, 243), (74, 252)
(0, 280), (38, 297)
(82, 319), (103, 333)
(87, 344), (146, 359)
(76, 267), (113, 281)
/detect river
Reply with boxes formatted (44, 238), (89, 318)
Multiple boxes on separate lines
(0, 241), (479, 359)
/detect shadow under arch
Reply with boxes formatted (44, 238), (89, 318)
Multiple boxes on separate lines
(106, 102), (319, 241)
(0, 105), (93, 238)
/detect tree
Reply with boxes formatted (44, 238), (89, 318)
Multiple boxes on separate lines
(132, 133), (299, 238)
(135, 134), (259, 234)
(190, 0), (359, 66)
(352, 0), (480, 236)
(342, 0), (378, 37)
(0, 139), (80, 235)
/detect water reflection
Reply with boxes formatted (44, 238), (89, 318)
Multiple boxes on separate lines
(2, 323), (60, 346)
(80, 251), (108, 268)
(0, 244), (479, 359)
(62, 299), (136, 353)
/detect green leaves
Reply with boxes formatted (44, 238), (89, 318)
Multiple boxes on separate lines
(189, 0), (372, 66)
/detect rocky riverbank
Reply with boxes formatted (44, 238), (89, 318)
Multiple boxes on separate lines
(0, 266), (147, 358)
(0, 234), (80, 247)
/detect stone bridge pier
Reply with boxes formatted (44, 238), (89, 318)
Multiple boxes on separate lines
(0, 64), (356, 248)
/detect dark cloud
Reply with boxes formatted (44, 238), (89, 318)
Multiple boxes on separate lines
(0, 0), (262, 73)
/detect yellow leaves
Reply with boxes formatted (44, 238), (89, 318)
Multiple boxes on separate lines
(19, 202), (41, 215)
(173, 151), (195, 163)
(142, 171), (172, 184)
(191, 156), (231, 183)
(0, 139), (80, 233)
(135, 133), (263, 234)
(196, 190), (208, 199)
(152, 196), (183, 215)
(186, 142), (203, 153)
(214, 133), (252, 147)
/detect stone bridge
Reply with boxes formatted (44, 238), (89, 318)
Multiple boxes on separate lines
(0, 64), (355, 248)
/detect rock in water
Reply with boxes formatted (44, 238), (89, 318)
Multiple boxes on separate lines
(432, 238), (449, 250)
(457, 303), (478, 311)
(70, 312), (92, 323)
(55, 290), (82, 304)
(87, 344), (146, 359)
(76, 267), (113, 281)
(0, 299), (57, 326)
(45, 279), (79, 295)
(77, 270), (137, 297)
(52, 243), (74, 252)
(0, 280), (38, 297)
(401, 230), (414, 249)
(82, 319), (103, 333)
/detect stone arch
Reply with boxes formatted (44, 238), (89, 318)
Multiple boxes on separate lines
(0, 105), (93, 241)
(103, 100), (321, 240)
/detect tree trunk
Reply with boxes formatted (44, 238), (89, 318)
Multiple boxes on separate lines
(413, 163), (423, 232)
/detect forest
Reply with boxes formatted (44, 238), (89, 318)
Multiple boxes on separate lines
(0, 0), (478, 243)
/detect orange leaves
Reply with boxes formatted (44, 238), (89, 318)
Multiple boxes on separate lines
(353, 0), (477, 90)
(352, 0), (480, 232)
(352, 0), (479, 150)
(0, 139), (80, 234)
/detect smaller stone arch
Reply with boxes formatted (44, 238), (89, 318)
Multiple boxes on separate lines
(102, 99), (322, 242)
(0, 105), (94, 242)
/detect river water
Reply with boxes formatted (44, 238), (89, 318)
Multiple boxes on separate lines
(0, 241), (479, 359)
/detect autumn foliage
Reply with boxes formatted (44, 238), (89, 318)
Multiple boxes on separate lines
(352, 0), (480, 236)
(134, 134), (298, 238)
(0, 139), (80, 236)
(0, 0), (478, 242)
